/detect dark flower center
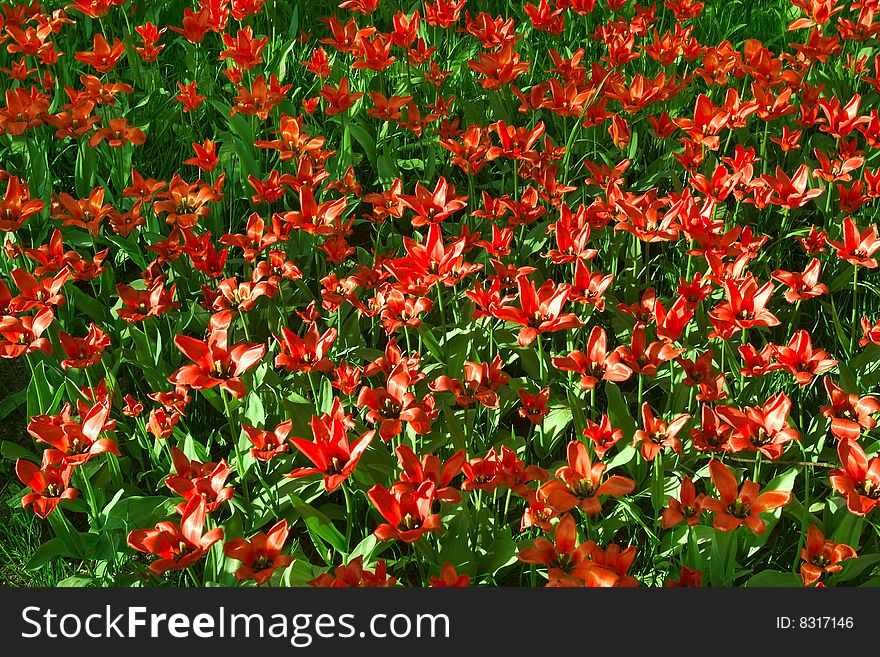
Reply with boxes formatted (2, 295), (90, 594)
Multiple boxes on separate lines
(252, 556), (273, 571)
(397, 513), (423, 532)
(573, 477), (597, 498)
(726, 497), (751, 519)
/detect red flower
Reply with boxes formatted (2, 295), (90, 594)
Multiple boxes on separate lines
(493, 276), (583, 347)
(165, 459), (234, 515)
(538, 441), (635, 514)
(708, 276), (780, 340)
(717, 392), (800, 459)
(392, 445), (466, 503)
(16, 450), (78, 519)
(27, 400), (119, 467)
(242, 420), (292, 462)
(116, 280), (178, 322)
(661, 476), (705, 529)
(551, 326), (632, 389)
(88, 118), (146, 148)
(758, 164), (824, 210)
(319, 77), (363, 116)
(429, 563), (470, 587)
(800, 525), (857, 586)
(771, 258), (828, 303)
(169, 313), (266, 398)
(772, 330), (836, 385)
(703, 460), (792, 533)
(309, 556), (396, 587)
(581, 415), (624, 460)
(398, 177), (468, 227)
(616, 324), (682, 377)
(274, 323), (337, 373)
(632, 403), (690, 461)
(127, 496), (224, 576)
(74, 34), (125, 73)
(826, 216), (880, 268)
(0, 306), (54, 358)
(517, 514), (595, 586)
(58, 322), (110, 370)
(666, 567), (703, 587)
(429, 355), (507, 408)
(829, 439), (880, 516)
(820, 377), (880, 442)
(368, 481), (442, 543)
(287, 400), (375, 492)
(461, 445), (547, 496)
(860, 316), (880, 348)
(517, 387), (551, 425)
(357, 365), (435, 441)
(0, 176), (44, 232)
(224, 519), (293, 585)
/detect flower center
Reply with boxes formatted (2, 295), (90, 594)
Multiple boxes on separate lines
(726, 497), (751, 519)
(397, 513), (423, 532)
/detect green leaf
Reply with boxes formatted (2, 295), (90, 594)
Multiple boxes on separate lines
(605, 382), (637, 439)
(347, 121), (377, 165)
(25, 537), (73, 570)
(47, 509), (88, 559)
(287, 493), (348, 555)
(1, 440), (38, 462)
(56, 576), (99, 587)
(837, 554), (880, 583)
(744, 570), (802, 587)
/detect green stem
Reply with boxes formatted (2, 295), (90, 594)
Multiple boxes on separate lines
(343, 482), (354, 552)
(221, 393), (250, 506)
(851, 266), (859, 354)
(436, 283), (449, 363)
